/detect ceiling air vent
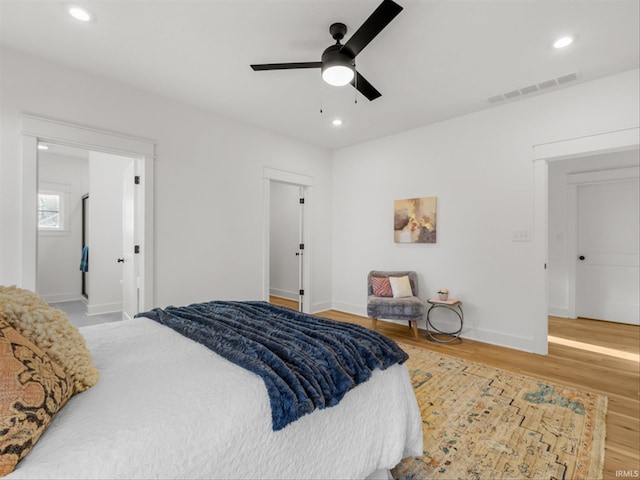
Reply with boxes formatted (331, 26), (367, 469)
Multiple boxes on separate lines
(487, 71), (580, 104)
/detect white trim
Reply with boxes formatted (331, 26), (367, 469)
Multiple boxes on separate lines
(263, 167), (314, 186)
(40, 293), (84, 304)
(532, 159), (549, 354)
(22, 113), (156, 158)
(20, 114), (155, 311)
(566, 183), (578, 319)
(532, 127), (640, 355)
(567, 166), (640, 184)
(262, 167), (314, 314)
(269, 288), (299, 301)
(87, 302), (122, 316)
(533, 127), (639, 161)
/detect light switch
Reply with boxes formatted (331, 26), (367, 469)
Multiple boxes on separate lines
(512, 230), (531, 242)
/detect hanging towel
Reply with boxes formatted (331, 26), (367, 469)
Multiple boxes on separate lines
(79, 246), (89, 272)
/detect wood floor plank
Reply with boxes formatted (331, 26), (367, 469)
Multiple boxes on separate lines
(311, 308), (640, 478)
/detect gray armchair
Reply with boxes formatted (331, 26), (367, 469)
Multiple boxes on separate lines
(367, 270), (426, 340)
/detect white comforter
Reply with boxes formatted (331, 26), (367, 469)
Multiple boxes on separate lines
(8, 317), (422, 479)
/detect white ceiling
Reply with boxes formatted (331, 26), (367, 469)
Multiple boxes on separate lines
(1, 0), (638, 150)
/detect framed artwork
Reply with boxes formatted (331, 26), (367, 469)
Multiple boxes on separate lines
(394, 196), (437, 243)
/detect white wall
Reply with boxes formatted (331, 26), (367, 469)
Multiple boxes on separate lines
(547, 149), (640, 317)
(269, 182), (301, 300)
(36, 152), (88, 302)
(0, 47), (333, 312)
(331, 69), (640, 353)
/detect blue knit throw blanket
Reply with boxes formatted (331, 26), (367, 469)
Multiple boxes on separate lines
(137, 301), (408, 431)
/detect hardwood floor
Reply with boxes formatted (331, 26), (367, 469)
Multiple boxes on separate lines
(270, 298), (639, 479)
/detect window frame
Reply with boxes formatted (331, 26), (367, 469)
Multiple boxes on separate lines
(37, 182), (70, 235)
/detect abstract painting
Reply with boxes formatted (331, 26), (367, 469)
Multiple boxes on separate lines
(394, 196), (437, 243)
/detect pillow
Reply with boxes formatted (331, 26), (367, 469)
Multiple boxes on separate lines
(0, 285), (99, 394)
(389, 275), (413, 298)
(0, 316), (73, 476)
(371, 277), (393, 297)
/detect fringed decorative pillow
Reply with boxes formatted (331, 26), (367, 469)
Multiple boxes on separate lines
(0, 317), (73, 476)
(0, 286), (99, 394)
(371, 277), (393, 297)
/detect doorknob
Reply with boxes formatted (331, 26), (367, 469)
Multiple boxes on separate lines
(578, 255), (585, 261)
(117, 258), (125, 263)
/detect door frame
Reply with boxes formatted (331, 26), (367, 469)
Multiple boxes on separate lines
(566, 166), (640, 319)
(532, 126), (639, 354)
(262, 167), (314, 314)
(20, 114), (156, 311)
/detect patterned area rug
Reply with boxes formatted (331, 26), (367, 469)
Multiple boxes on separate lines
(392, 344), (607, 480)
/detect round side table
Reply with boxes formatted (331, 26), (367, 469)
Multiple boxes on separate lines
(426, 298), (463, 343)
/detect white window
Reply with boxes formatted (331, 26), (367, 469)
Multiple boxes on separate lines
(38, 183), (70, 233)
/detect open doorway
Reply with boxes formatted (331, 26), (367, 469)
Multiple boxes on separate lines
(548, 149), (639, 325)
(532, 126), (639, 355)
(20, 114), (155, 318)
(269, 182), (304, 311)
(262, 167), (314, 314)
(36, 143), (141, 326)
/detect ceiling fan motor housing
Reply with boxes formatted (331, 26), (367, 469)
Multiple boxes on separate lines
(321, 44), (355, 69)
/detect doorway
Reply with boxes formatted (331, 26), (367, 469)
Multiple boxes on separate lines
(533, 127), (640, 354)
(269, 182), (304, 311)
(262, 167), (314, 314)
(36, 143), (141, 321)
(20, 114), (155, 312)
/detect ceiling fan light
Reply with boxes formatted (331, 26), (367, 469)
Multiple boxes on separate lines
(322, 65), (354, 86)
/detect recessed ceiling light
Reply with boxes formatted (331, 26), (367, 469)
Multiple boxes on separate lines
(65, 4), (96, 22)
(553, 35), (575, 49)
(332, 119), (343, 126)
(37, 144), (49, 150)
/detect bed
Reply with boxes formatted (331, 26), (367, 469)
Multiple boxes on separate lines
(2, 296), (422, 479)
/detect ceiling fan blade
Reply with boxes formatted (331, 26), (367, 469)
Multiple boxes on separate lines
(351, 71), (381, 101)
(342, 0), (403, 59)
(251, 62), (322, 71)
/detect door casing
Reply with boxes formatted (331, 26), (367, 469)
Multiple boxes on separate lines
(532, 126), (640, 354)
(262, 167), (314, 314)
(20, 114), (155, 311)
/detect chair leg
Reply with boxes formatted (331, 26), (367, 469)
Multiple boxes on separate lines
(371, 318), (378, 331)
(412, 320), (419, 340)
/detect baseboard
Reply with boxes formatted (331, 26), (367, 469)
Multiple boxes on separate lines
(87, 302), (122, 316)
(310, 300), (332, 314)
(40, 292), (83, 304)
(269, 288), (298, 301)
(331, 301), (367, 317)
(331, 304), (536, 353)
(548, 306), (570, 317)
(459, 326), (535, 353)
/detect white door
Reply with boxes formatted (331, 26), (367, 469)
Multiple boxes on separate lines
(121, 161), (139, 320)
(576, 178), (640, 324)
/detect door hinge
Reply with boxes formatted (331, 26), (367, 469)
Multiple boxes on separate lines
(299, 243), (304, 250)
(299, 198), (305, 204)
(299, 289), (304, 296)
(134, 176), (140, 185)
(134, 245), (140, 254)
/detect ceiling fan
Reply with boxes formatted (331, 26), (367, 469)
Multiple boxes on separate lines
(250, 0), (403, 101)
